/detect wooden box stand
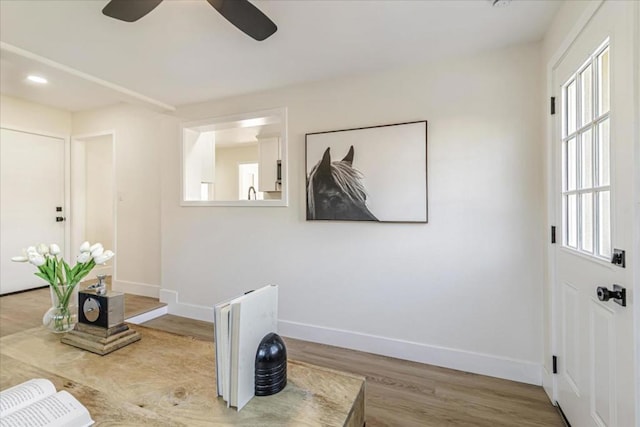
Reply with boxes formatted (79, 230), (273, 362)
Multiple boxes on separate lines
(61, 323), (141, 356)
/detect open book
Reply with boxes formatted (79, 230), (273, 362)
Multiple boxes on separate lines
(214, 285), (278, 411)
(0, 379), (93, 427)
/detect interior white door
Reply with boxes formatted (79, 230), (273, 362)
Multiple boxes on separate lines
(0, 128), (65, 294)
(553, 2), (636, 426)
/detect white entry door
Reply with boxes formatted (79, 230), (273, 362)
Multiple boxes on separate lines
(0, 128), (65, 294)
(552, 1), (636, 426)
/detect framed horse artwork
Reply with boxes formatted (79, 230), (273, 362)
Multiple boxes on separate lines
(305, 121), (427, 223)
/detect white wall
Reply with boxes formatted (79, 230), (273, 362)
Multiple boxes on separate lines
(72, 104), (179, 297)
(161, 42), (545, 384)
(0, 95), (71, 136)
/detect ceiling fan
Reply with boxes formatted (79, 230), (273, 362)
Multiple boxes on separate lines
(102, 0), (277, 41)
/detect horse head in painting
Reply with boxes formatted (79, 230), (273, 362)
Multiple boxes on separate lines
(306, 145), (378, 221)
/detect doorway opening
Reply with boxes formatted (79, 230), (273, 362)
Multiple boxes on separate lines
(71, 132), (116, 279)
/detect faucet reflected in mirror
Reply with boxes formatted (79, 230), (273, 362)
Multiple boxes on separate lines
(181, 108), (287, 206)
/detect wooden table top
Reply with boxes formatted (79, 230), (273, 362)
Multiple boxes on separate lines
(0, 325), (365, 426)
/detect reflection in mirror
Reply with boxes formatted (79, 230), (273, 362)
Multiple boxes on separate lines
(181, 108), (287, 206)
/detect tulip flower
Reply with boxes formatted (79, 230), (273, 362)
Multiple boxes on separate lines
(94, 250), (114, 265)
(89, 243), (103, 253)
(91, 246), (104, 258)
(49, 244), (61, 256)
(11, 256), (28, 262)
(77, 252), (91, 263)
(28, 252), (46, 266)
(79, 241), (91, 253)
(36, 243), (49, 255)
(26, 246), (37, 255)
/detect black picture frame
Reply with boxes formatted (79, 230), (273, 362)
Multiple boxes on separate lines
(305, 121), (428, 223)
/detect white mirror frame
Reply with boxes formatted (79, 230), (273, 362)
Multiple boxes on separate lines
(180, 107), (288, 207)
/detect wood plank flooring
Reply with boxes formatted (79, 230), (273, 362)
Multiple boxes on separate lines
(1, 290), (563, 426)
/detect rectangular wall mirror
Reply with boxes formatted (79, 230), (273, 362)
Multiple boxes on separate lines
(181, 107), (287, 206)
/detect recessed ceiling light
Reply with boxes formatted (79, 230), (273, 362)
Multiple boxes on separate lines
(26, 75), (48, 84)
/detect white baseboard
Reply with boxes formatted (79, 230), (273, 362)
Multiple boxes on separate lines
(126, 306), (168, 324)
(279, 320), (543, 386)
(159, 289), (214, 323)
(158, 291), (542, 385)
(112, 279), (159, 298)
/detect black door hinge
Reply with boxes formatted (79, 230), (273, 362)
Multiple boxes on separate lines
(551, 226), (556, 244)
(550, 97), (556, 115)
(552, 355), (558, 374)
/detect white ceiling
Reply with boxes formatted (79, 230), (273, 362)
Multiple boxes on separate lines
(0, 0), (562, 112)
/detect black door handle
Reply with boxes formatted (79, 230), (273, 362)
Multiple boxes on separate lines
(596, 285), (626, 307)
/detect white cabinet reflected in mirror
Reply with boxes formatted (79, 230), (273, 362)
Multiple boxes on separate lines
(181, 107), (287, 206)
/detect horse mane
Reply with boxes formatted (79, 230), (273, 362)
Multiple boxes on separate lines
(307, 160), (369, 219)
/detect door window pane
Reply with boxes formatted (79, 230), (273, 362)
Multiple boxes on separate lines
(598, 191), (611, 258)
(598, 48), (610, 115)
(580, 129), (593, 189)
(597, 119), (610, 186)
(562, 141), (567, 191)
(567, 137), (577, 191)
(567, 194), (577, 248)
(580, 193), (593, 253)
(566, 80), (577, 135)
(580, 64), (593, 126)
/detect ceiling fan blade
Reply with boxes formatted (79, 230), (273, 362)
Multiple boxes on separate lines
(206, 0), (277, 41)
(102, 0), (163, 22)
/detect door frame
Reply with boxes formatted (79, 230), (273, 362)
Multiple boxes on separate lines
(543, 0), (640, 416)
(0, 125), (71, 262)
(70, 130), (117, 282)
(633, 0), (640, 417)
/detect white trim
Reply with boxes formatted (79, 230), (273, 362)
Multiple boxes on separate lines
(64, 136), (71, 263)
(632, 0), (640, 421)
(280, 320), (541, 386)
(180, 200), (287, 207)
(159, 289), (214, 322)
(0, 42), (175, 112)
(126, 306), (168, 324)
(0, 124), (68, 141)
(113, 279), (159, 298)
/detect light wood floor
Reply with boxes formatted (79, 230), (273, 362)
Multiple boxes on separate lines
(1, 289), (564, 426)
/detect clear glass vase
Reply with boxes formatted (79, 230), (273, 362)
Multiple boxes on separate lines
(42, 284), (78, 333)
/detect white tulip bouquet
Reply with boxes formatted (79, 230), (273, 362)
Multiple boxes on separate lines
(12, 242), (114, 332)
